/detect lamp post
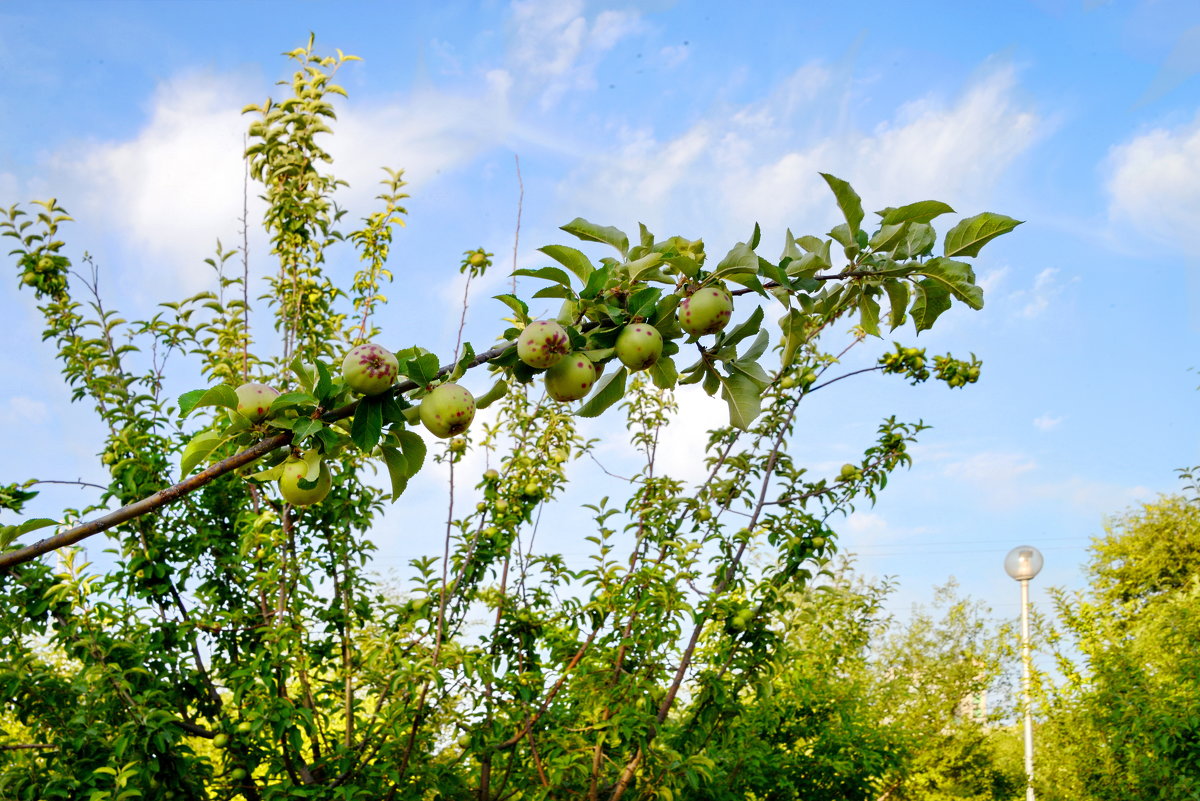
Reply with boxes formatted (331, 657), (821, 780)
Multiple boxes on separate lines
(1005, 545), (1044, 801)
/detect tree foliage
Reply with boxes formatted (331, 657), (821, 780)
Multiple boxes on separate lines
(1036, 493), (1200, 801)
(0, 39), (1017, 800)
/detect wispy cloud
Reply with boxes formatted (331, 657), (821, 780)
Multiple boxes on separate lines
(1033, 413), (1064, 431)
(507, 0), (642, 109)
(560, 64), (1042, 246)
(1106, 111), (1200, 242)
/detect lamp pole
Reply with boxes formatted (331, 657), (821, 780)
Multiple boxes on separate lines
(1005, 545), (1044, 801)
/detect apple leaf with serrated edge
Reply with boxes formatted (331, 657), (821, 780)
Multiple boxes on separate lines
(878, 200), (955, 226)
(181, 431), (224, 477)
(179, 385), (238, 418)
(577, 366), (628, 418)
(718, 371), (762, 431)
(0, 518), (58, 549)
(820, 173), (865, 236)
(539, 244), (594, 283)
(351, 395), (384, 452)
(560, 218), (629, 259)
(943, 212), (1022, 258)
(380, 446), (409, 500)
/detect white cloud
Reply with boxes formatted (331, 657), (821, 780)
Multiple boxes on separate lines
(507, 0), (642, 109)
(943, 450), (1038, 507)
(44, 70), (260, 297)
(1033, 413), (1063, 431)
(561, 64), (1041, 245)
(1106, 112), (1200, 241)
(1012, 267), (1068, 318)
(0, 396), (48, 425)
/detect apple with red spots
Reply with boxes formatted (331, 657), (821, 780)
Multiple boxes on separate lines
(615, 324), (663, 371)
(342, 343), (399, 396)
(678, 285), (734, 337)
(545, 353), (597, 402)
(419, 383), (476, 438)
(517, 320), (570, 369)
(278, 451), (332, 506)
(234, 382), (279, 423)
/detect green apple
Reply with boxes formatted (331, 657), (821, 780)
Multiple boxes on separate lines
(615, 324), (663, 371)
(342, 343), (399, 395)
(544, 353), (597, 402)
(517, 320), (570, 369)
(278, 452), (332, 506)
(212, 733), (230, 748)
(840, 463), (858, 481)
(235, 382), (279, 422)
(419, 383), (476, 438)
(678, 285), (734, 337)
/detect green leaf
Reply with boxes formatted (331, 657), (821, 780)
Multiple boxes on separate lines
(291, 417), (324, 441)
(290, 354), (315, 392)
(869, 222), (908, 252)
(450, 343), (477, 382)
(474, 379), (509, 410)
(883, 280), (909, 331)
(729, 357), (771, 390)
(532, 284), (576, 300)
(778, 308), (807, 370)
(917, 257), (983, 309)
(351, 395), (384, 452)
(493, 294), (531, 324)
(577, 366), (628, 418)
(179, 385), (238, 418)
(513, 266), (575, 289)
(269, 391), (319, 414)
(748, 222), (761, 250)
(402, 353), (441, 387)
(649, 355), (678, 390)
(740, 328), (769, 363)
(628, 285), (662, 319)
(539, 244), (594, 284)
(943, 212), (1023, 258)
(721, 305), (765, 351)
(879, 200), (955, 226)
(314, 361), (334, 404)
(560, 218), (629, 258)
(380, 446), (410, 500)
(579, 264), (613, 300)
(0, 518), (58, 549)
(181, 431), (224, 476)
(820, 173), (865, 235)
(718, 372), (763, 430)
(625, 252), (664, 283)
(910, 279), (952, 332)
(380, 394), (410, 425)
(712, 242), (759, 281)
(858, 294), (881, 336)
(397, 430), (426, 477)
(902, 223), (937, 258)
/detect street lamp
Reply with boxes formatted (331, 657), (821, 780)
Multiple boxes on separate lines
(1005, 545), (1044, 801)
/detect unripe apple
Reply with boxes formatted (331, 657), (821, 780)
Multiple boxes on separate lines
(449, 437), (467, 454)
(236, 721), (252, 734)
(483, 469), (499, 481)
(419, 383), (476, 438)
(468, 251), (487, 267)
(840, 463), (858, 481)
(342, 343), (400, 395)
(517, 320), (570, 369)
(230, 768), (247, 781)
(278, 454), (332, 506)
(696, 507), (712, 522)
(678, 285), (734, 337)
(235, 382), (280, 422)
(213, 733), (230, 748)
(544, 353), (597, 402)
(615, 324), (664, 371)
(779, 376), (796, 389)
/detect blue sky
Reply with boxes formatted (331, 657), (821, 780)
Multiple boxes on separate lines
(3, 0), (1200, 623)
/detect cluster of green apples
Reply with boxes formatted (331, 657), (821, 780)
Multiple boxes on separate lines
(230, 283), (735, 508)
(230, 341), (480, 508)
(514, 283), (735, 402)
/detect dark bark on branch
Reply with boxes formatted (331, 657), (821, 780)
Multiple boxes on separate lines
(0, 339), (516, 573)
